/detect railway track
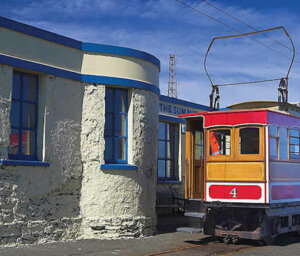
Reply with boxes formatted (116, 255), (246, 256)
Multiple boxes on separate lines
(143, 238), (255, 256)
(145, 232), (300, 256)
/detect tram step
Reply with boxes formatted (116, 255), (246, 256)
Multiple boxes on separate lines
(184, 212), (205, 219)
(176, 227), (202, 234)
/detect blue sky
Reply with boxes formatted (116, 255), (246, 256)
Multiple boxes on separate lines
(1, 0), (300, 107)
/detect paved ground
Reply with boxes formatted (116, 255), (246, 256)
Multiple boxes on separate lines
(1, 215), (300, 256)
(0, 232), (253, 256)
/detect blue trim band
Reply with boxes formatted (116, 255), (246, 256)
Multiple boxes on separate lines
(0, 16), (160, 70)
(0, 54), (81, 81)
(0, 159), (50, 167)
(100, 164), (138, 170)
(0, 53), (160, 95)
(82, 43), (160, 70)
(159, 114), (186, 124)
(157, 180), (182, 184)
(160, 95), (210, 111)
(82, 75), (160, 95)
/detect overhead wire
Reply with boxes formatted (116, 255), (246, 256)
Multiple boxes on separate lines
(175, 0), (300, 65)
(202, 0), (300, 56)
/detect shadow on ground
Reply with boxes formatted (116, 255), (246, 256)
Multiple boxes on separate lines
(157, 213), (300, 248)
(157, 213), (189, 234)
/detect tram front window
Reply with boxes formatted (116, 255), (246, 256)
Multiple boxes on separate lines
(210, 129), (231, 156)
(239, 128), (259, 154)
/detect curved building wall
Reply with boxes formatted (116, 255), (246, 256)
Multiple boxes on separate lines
(0, 16), (160, 244)
(80, 87), (158, 238)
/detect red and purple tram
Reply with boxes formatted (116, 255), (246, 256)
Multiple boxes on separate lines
(179, 108), (300, 243)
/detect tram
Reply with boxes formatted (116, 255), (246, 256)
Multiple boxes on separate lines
(179, 107), (300, 243)
(178, 27), (300, 244)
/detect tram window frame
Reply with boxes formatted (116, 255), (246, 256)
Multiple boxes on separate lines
(235, 126), (265, 161)
(206, 128), (234, 161)
(269, 125), (279, 160)
(289, 128), (300, 160)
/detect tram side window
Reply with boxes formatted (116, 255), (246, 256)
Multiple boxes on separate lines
(239, 128), (259, 154)
(209, 129), (231, 156)
(289, 129), (300, 160)
(269, 125), (278, 160)
(279, 127), (288, 160)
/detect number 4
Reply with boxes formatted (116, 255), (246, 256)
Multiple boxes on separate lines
(230, 188), (237, 198)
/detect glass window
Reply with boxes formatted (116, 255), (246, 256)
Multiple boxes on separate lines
(269, 125), (278, 160)
(104, 87), (128, 164)
(209, 129), (231, 156)
(9, 72), (38, 160)
(279, 127), (288, 160)
(290, 129), (300, 160)
(157, 122), (179, 180)
(239, 128), (259, 154)
(194, 131), (204, 160)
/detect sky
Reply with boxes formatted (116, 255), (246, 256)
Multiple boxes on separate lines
(1, 0), (300, 107)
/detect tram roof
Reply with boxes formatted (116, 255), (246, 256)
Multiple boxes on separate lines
(178, 109), (300, 129)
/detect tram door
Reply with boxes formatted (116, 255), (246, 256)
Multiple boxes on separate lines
(185, 119), (204, 199)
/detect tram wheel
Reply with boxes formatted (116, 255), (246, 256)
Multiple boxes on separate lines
(222, 236), (231, 244)
(231, 236), (239, 244)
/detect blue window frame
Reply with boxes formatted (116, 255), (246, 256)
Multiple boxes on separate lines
(158, 122), (179, 180)
(104, 87), (128, 164)
(9, 71), (38, 161)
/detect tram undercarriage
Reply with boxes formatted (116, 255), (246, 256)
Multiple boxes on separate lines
(187, 201), (300, 244)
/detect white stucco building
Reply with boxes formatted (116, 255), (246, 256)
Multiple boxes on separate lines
(0, 17), (208, 245)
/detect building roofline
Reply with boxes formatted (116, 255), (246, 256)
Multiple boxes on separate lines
(0, 16), (160, 70)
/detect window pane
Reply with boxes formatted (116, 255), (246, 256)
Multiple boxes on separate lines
(270, 138), (278, 159)
(10, 101), (20, 127)
(8, 129), (19, 155)
(114, 137), (126, 161)
(105, 113), (113, 136)
(158, 122), (165, 140)
(290, 137), (299, 145)
(210, 129), (231, 156)
(114, 114), (126, 136)
(290, 129), (299, 138)
(195, 145), (201, 160)
(195, 131), (204, 159)
(195, 131), (202, 145)
(239, 128), (259, 154)
(12, 73), (21, 99)
(269, 125), (278, 137)
(22, 103), (36, 128)
(22, 75), (37, 101)
(105, 87), (113, 113)
(22, 130), (35, 156)
(290, 145), (300, 159)
(104, 137), (113, 161)
(158, 141), (165, 158)
(115, 89), (126, 113)
(158, 160), (165, 178)
(279, 127), (288, 160)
